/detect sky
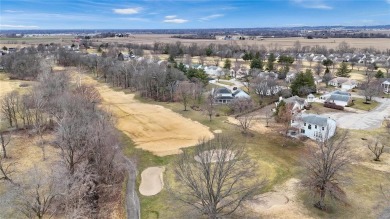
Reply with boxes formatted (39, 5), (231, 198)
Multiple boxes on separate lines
(0, 0), (390, 29)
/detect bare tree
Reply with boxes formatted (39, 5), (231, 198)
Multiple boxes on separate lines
(232, 60), (241, 78)
(229, 98), (254, 114)
(294, 59), (303, 73)
(275, 101), (294, 135)
(204, 93), (215, 121)
(251, 77), (278, 105)
(0, 156), (17, 184)
(1, 91), (19, 128)
(237, 114), (254, 135)
(360, 79), (381, 103)
(367, 140), (385, 161)
(31, 90), (47, 160)
(303, 131), (350, 210)
(17, 169), (59, 219)
(171, 136), (264, 219)
(314, 61), (323, 76)
(265, 110), (272, 128)
(175, 81), (193, 111)
(198, 55), (205, 66)
(0, 131), (11, 158)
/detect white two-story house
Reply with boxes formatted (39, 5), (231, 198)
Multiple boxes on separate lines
(291, 113), (337, 141)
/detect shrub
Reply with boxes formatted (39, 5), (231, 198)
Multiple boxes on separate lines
(324, 102), (344, 110)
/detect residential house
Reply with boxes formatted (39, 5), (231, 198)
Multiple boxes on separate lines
(232, 89), (251, 99)
(276, 96), (308, 113)
(204, 66), (223, 76)
(307, 94), (315, 103)
(320, 90), (352, 107)
(285, 72), (296, 83)
(382, 79), (390, 94)
(291, 113), (337, 141)
(213, 87), (234, 104)
(328, 77), (357, 90)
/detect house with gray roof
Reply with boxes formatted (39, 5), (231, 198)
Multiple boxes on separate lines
(291, 113), (337, 141)
(276, 96), (308, 113)
(213, 87), (234, 104)
(328, 77), (357, 91)
(320, 90), (352, 107)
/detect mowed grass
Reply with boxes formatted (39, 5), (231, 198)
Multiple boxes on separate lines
(351, 98), (380, 111)
(130, 96), (306, 218)
(217, 80), (235, 86)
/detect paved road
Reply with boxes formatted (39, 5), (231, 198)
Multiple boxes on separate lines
(323, 97), (390, 130)
(124, 157), (141, 219)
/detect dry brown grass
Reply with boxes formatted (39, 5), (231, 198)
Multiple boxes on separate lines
(100, 35), (390, 51)
(78, 72), (214, 156)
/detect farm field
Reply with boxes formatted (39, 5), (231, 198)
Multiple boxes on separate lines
(100, 35), (390, 50)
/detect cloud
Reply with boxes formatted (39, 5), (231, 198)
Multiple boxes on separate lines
(199, 14), (224, 21)
(0, 24), (39, 29)
(163, 18), (188, 24)
(113, 7), (142, 15)
(4, 10), (23, 13)
(165, 15), (177, 19)
(291, 0), (332, 10)
(387, 0), (390, 3)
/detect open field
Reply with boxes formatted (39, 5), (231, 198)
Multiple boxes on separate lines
(100, 34), (390, 50)
(78, 72), (214, 156)
(0, 35), (75, 48)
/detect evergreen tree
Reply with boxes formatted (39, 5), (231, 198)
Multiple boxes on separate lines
(375, 70), (384, 78)
(224, 59), (231, 69)
(290, 69), (316, 96)
(250, 58), (263, 70)
(267, 53), (276, 71)
(336, 62), (351, 77)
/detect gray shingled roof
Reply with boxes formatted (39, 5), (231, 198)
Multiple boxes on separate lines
(285, 96), (305, 105)
(215, 87), (232, 94)
(329, 94), (350, 102)
(302, 115), (328, 126)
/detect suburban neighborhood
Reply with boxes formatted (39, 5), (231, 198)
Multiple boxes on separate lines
(1, 0), (390, 218)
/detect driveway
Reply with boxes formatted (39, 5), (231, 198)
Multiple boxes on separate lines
(323, 97), (390, 130)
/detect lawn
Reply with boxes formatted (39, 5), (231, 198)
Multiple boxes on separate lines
(132, 97), (306, 218)
(350, 98), (380, 111)
(217, 80), (235, 86)
(96, 78), (388, 219)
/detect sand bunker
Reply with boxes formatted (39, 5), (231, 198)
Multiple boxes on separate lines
(139, 166), (165, 196)
(80, 74), (214, 156)
(194, 149), (236, 163)
(247, 178), (314, 219)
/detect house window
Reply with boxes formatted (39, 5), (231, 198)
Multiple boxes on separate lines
(301, 129), (305, 133)
(304, 123), (306, 126)
(322, 127), (325, 131)
(315, 125), (317, 129)
(308, 124), (312, 130)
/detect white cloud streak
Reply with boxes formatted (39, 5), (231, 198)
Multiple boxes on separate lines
(163, 18), (188, 24)
(291, 0), (332, 10)
(0, 24), (39, 29)
(113, 7), (142, 15)
(199, 14), (224, 21)
(4, 10), (23, 13)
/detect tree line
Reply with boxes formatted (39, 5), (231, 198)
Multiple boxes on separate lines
(1, 68), (126, 218)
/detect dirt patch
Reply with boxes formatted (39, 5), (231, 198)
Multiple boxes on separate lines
(194, 149), (236, 163)
(213, 129), (222, 134)
(139, 166), (165, 196)
(247, 178), (314, 219)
